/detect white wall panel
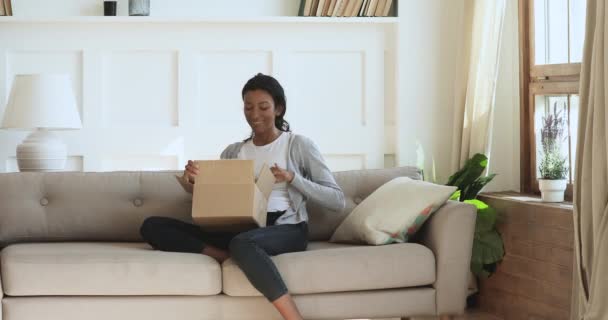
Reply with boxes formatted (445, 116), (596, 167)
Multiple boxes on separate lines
(101, 155), (178, 171)
(288, 51), (364, 127)
(193, 51), (272, 156)
(284, 49), (384, 169)
(101, 51), (178, 128)
(325, 154), (366, 172)
(0, 20), (393, 172)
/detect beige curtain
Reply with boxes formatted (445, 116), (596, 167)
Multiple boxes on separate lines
(571, 1), (608, 319)
(451, 0), (506, 171)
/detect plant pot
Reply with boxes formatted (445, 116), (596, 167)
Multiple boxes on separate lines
(538, 179), (567, 202)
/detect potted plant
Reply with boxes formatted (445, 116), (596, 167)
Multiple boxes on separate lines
(538, 102), (569, 202)
(446, 153), (504, 278)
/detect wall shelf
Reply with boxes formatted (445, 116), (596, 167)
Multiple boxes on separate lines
(0, 16), (398, 24)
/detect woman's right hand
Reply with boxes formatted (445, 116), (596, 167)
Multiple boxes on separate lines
(183, 160), (200, 184)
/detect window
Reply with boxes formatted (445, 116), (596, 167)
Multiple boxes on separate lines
(519, 0), (586, 200)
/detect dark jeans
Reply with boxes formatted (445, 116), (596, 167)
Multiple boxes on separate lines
(139, 211), (308, 302)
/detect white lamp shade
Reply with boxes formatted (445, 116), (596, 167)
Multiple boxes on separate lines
(1, 74), (82, 130)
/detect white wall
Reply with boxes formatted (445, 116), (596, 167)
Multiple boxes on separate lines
(0, 0), (522, 189)
(0, 0), (391, 173)
(396, 0), (520, 190)
(396, 0), (466, 184)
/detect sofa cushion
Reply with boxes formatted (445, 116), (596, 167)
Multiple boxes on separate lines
(1, 242), (221, 296)
(222, 241), (435, 296)
(307, 166), (423, 241)
(330, 177), (457, 245)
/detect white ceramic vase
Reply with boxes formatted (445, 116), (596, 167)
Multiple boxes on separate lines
(538, 179), (567, 202)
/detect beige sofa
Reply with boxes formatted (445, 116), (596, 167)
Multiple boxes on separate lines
(0, 166), (476, 320)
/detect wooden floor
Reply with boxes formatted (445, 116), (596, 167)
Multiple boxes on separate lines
(357, 310), (502, 320)
(410, 310), (502, 320)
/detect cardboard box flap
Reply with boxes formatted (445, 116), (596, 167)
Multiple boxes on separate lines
(255, 163), (275, 199)
(195, 160), (253, 184)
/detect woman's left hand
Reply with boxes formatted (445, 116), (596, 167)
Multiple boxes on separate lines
(270, 163), (294, 183)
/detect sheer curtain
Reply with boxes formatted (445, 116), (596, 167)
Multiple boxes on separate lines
(451, 0), (506, 171)
(571, 1), (608, 319)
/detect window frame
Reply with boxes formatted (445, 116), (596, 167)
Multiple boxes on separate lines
(519, 0), (581, 201)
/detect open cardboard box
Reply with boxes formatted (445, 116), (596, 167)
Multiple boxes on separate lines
(188, 160), (275, 231)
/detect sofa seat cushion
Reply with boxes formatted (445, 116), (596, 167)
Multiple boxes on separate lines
(1, 242), (221, 296)
(222, 241), (435, 296)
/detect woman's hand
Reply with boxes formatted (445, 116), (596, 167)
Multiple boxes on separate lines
(183, 160), (200, 184)
(270, 163), (294, 183)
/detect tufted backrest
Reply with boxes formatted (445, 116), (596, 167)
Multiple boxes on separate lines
(0, 166), (422, 247)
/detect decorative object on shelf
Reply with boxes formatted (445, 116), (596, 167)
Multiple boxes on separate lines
(128, 0), (149, 16)
(538, 101), (569, 202)
(0, 74), (82, 172)
(446, 153), (504, 278)
(104, 0), (117, 16)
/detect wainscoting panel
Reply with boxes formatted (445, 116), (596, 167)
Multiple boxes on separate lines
(0, 20), (395, 173)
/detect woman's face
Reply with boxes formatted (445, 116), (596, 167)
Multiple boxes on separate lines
(243, 89), (280, 136)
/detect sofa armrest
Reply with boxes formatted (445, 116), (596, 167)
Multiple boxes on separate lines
(417, 200), (476, 315)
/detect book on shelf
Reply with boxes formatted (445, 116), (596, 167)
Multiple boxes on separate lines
(4, 0), (12, 16)
(365, 0), (377, 16)
(298, 0), (392, 17)
(374, 0), (386, 16)
(298, 0), (306, 16)
(359, 0), (369, 17)
(382, 0), (393, 17)
(315, 0), (326, 16)
(331, 0), (342, 17)
(344, 0), (356, 17)
(326, 0), (337, 16)
(338, 0), (349, 16)
(352, 0), (364, 17)
(302, 0), (313, 16)
(311, 0), (319, 15)
(322, 0), (333, 16)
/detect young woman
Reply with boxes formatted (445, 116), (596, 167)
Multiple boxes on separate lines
(140, 73), (345, 320)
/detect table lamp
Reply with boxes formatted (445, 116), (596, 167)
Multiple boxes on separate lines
(1, 74), (82, 171)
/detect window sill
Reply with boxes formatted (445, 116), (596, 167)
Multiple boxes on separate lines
(478, 191), (573, 211)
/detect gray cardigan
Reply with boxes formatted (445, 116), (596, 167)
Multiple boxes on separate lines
(220, 133), (346, 225)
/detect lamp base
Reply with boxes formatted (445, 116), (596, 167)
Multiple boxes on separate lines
(16, 130), (67, 172)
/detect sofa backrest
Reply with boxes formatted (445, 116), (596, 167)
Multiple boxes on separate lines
(0, 166), (422, 246)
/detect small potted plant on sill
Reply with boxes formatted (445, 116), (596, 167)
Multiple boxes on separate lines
(538, 102), (569, 202)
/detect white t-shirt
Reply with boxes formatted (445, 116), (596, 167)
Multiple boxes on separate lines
(237, 132), (294, 213)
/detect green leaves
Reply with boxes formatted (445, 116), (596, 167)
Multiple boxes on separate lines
(466, 199), (504, 277)
(446, 154), (496, 201)
(539, 150), (568, 179)
(449, 190), (461, 201)
(446, 153), (504, 277)
(462, 174), (497, 200)
(471, 230), (504, 277)
(538, 101), (569, 180)
(465, 199), (495, 232)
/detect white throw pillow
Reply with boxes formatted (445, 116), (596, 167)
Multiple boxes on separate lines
(329, 177), (457, 245)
